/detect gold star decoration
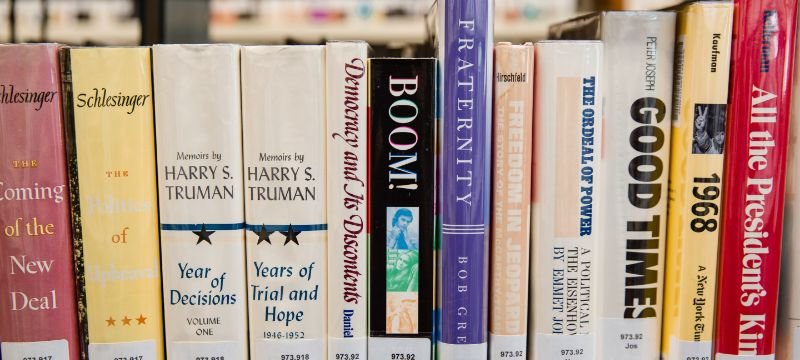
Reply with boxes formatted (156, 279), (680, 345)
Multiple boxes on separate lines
(136, 314), (147, 325)
(121, 316), (132, 326)
(106, 316), (116, 326)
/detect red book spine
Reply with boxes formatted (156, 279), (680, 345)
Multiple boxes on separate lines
(714, 0), (799, 357)
(0, 44), (80, 359)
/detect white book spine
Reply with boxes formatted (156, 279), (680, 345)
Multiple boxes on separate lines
(325, 41), (368, 360)
(530, 40), (602, 360)
(153, 44), (248, 360)
(595, 12), (676, 360)
(241, 45), (327, 360)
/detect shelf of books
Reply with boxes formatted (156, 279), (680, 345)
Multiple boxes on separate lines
(3, 0), (800, 360)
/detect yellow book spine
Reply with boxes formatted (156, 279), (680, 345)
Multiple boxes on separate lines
(661, 3), (732, 360)
(68, 47), (164, 359)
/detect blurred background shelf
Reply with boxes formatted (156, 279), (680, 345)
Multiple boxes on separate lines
(209, 16), (557, 44)
(0, 0), (682, 46)
(210, 18), (427, 44)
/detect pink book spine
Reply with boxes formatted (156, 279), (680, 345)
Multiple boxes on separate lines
(0, 44), (80, 360)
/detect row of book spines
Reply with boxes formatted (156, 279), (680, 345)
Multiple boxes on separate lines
(486, 39), (604, 359)
(40, 30), (724, 360)
(491, 2), (795, 360)
(0, 45), (446, 358)
(533, 1), (798, 359)
(0, 42), (756, 360)
(539, 8), (678, 360)
(4, 40), (608, 358)
(4, 4), (792, 358)
(536, 3), (800, 359)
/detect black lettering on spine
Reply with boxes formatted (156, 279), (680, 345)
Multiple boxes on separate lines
(624, 97), (666, 319)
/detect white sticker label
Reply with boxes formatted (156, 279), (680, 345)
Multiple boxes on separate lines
(368, 337), (431, 360)
(255, 338), (324, 360)
(437, 342), (487, 360)
(489, 333), (526, 360)
(598, 318), (659, 359)
(89, 340), (157, 360)
(668, 337), (711, 360)
(1, 340), (69, 360)
(170, 341), (239, 360)
(793, 326), (800, 360)
(329, 337), (366, 360)
(533, 333), (593, 360)
(715, 354), (774, 360)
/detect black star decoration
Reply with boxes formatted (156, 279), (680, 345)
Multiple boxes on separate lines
(193, 223), (215, 245)
(280, 224), (302, 246)
(254, 224), (274, 245)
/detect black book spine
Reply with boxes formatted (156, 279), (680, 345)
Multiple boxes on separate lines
(59, 48), (90, 360)
(368, 58), (436, 345)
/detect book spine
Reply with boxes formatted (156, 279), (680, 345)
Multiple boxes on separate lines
(436, 0), (493, 358)
(778, 11), (800, 359)
(63, 47), (165, 360)
(594, 12), (676, 360)
(529, 40), (602, 360)
(488, 42), (534, 360)
(0, 44), (80, 360)
(714, 0), (799, 358)
(153, 44), (248, 360)
(660, 4), (733, 360)
(367, 58), (436, 359)
(325, 41), (368, 360)
(241, 45), (327, 360)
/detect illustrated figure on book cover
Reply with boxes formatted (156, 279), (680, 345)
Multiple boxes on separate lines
(387, 207), (419, 250)
(386, 206), (420, 334)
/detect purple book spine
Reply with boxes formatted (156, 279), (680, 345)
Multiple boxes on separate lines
(437, 0), (493, 358)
